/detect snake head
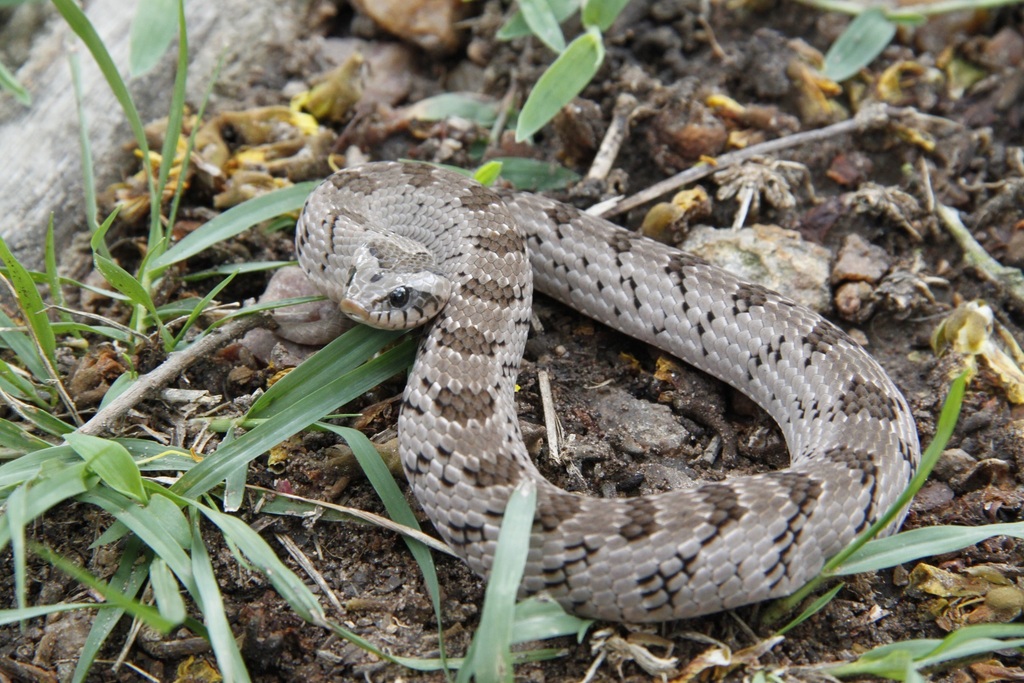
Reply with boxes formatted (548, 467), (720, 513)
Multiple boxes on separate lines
(340, 245), (452, 330)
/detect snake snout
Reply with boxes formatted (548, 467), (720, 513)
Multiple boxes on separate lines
(339, 298), (369, 320)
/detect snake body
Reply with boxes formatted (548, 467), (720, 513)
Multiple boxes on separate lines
(295, 161), (920, 622)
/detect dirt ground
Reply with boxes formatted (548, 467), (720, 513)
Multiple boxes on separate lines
(3, 0), (1024, 681)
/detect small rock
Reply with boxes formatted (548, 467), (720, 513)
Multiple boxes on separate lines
(349, 0), (465, 53)
(912, 480), (955, 512)
(932, 447), (978, 483)
(832, 233), (891, 284)
(826, 152), (874, 187)
(835, 280), (875, 323)
(980, 27), (1024, 69)
(594, 387), (692, 458)
(682, 223), (831, 312)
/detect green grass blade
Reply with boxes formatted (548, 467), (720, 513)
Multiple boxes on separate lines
(511, 597), (591, 644)
(193, 501), (325, 622)
(69, 49), (99, 233)
(0, 417), (52, 453)
(45, 218), (75, 328)
(518, 0), (567, 52)
(320, 424), (448, 666)
(497, 0), (578, 40)
(823, 373), (966, 573)
(836, 522), (1024, 575)
(0, 359), (51, 408)
(181, 260), (295, 281)
(166, 50), (225, 233)
(129, 0), (177, 76)
(171, 271), (238, 347)
(89, 214), (160, 319)
(822, 7), (898, 82)
(408, 92), (501, 127)
(173, 335), (416, 498)
(72, 537), (149, 683)
(51, 0), (156, 223)
(775, 582), (844, 636)
(457, 480), (537, 683)
(190, 515), (252, 682)
(0, 309), (49, 386)
(65, 433), (148, 503)
(765, 374), (966, 624)
(97, 370), (137, 409)
(0, 57), (30, 105)
(0, 463), (94, 552)
(0, 445), (76, 487)
(827, 625), (1024, 679)
(516, 26), (604, 141)
(0, 390), (74, 437)
(220, 427), (248, 512)
(149, 182), (319, 274)
(30, 542), (177, 633)
(147, 0), (189, 255)
(248, 325), (404, 418)
(0, 237), (57, 375)
(5, 484), (28, 610)
(581, 0), (629, 31)
(489, 156), (580, 191)
(77, 487), (197, 594)
(0, 602), (121, 625)
(473, 160), (504, 186)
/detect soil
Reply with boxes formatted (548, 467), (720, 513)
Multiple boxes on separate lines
(3, 1), (1024, 681)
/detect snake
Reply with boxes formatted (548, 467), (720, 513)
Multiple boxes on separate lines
(294, 160), (920, 622)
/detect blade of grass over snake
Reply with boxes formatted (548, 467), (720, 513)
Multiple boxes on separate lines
(457, 480), (537, 683)
(823, 372), (966, 573)
(764, 373), (966, 625)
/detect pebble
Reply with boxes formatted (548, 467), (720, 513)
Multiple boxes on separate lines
(349, 0), (464, 53)
(681, 223), (831, 313)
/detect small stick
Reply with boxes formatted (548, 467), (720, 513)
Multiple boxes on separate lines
(77, 315), (264, 436)
(586, 93), (637, 182)
(600, 103), (897, 218)
(937, 203), (1024, 309)
(538, 369), (561, 464)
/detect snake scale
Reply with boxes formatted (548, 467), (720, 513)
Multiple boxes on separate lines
(295, 161), (920, 622)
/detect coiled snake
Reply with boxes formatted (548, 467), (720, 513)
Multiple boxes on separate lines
(295, 161), (920, 622)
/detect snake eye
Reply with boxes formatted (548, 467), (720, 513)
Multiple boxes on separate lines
(388, 287), (410, 308)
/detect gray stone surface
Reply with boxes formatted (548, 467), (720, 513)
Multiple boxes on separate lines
(0, 0), (312, 271)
